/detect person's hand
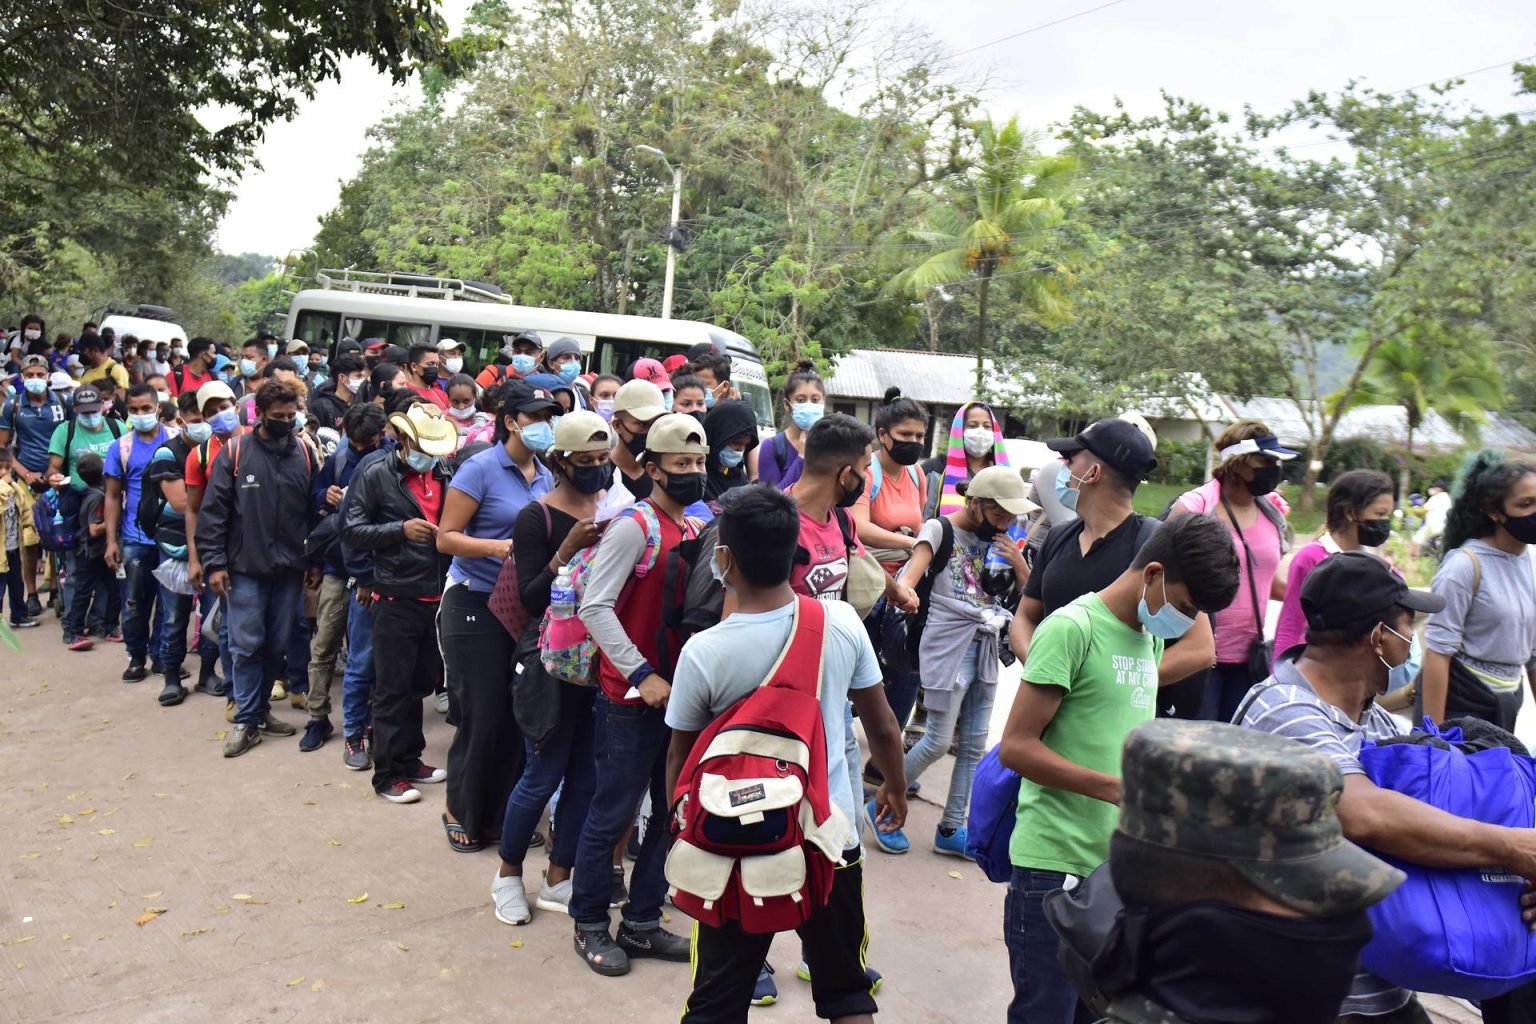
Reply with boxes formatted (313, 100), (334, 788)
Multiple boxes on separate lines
(325, 485), (345, 508)
(187, 558), (204, 591)
(16, 465), (39, 485)
(685, 515), (707, 533)
(558, 518), (599, 561)
(104, 541), (121, 571)
(491, 537), (514, 560)
(870, 784), (908, 834)
(993, 537), (1027, 571)
(208, 570), (231, 598)
(305, 567), (322, 590)
(47, 472), (68, 488)
(402, 518), (438, 543)
(903, 534), (918, 551)
(890, 580), (919, 614)
(355, 584), (375, 608)
(637, 673), (671, 709)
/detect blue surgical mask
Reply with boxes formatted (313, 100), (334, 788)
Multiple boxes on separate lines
(1053, 461), (1083, 513)
(129, 413), (159, 434)
(790, 402), (824, 431)
(705, 391), (716, 408)
(22, 377), (47, 395)
(511, 354), (537, 376)
(519, 420), (555, 452)
(719, 446), (745, 468)
(266, 343), (279, 358)
(1137, 574), (1195, 640)
(209, 409), (240, 436)
(239, 358), (258, 378)
(78, 412), (104, 430)
(557, 360), (581, 383)
(404, 449), (436, 474)
(663, 390), (674, 412)
(294, 411), (307, 431)
(184, 421), (213, 444)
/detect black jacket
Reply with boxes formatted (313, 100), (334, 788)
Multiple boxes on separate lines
(341, 452), (453, 598)
(308, 380), (352, 434)
(194, 432), (317, 578)
(702, 399), (759, 500)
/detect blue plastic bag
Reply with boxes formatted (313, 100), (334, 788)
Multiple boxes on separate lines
(967, 744), (1021, 883)
(1359, 720), (1536, 1000)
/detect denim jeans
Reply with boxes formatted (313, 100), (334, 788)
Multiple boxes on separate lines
(500, 684), (597, 869)
(905, 639), (995, 829)
(63, 552), (111, 637)
(285, 600), (310, 693)
(1200, 661), (1260, 723)
(2, 548), (23, 623)
(570, 694), (671, 930)
(1004, 867), (1079, 1024)
(120, 541), (162, 662)
(341, 591), (375, 738)
(226, 572), (303, 728)
(158, 578), (195, 677)
(884, 667), (923, 729)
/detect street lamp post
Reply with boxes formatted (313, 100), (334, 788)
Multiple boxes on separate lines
(634, 145), (683, 320)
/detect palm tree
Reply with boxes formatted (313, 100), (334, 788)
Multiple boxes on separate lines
(890, 118), (1080, 392)
(1339, 330), (1503, 497)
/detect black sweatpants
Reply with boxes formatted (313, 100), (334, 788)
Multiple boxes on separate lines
(682, 851), (876, 1024)
(369, 596), (440, 791)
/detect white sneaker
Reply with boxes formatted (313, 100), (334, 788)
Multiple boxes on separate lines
(434, 690), (449, 714)
(492, 873), (531, 925)
(535, 872), (572, 915)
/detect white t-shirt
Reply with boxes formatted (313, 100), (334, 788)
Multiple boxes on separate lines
(666, 599), (881, 850)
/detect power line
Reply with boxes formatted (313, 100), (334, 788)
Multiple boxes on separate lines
(948, 0), (1134, 59)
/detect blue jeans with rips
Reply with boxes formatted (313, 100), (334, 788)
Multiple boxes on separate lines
(226, 572), (303, 729)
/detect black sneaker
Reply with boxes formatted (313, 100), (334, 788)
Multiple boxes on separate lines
(617, 922), (690, 962)
(574, 928), (630, 977)
(299, 717), (334, 752)
(24, 594), (42, 619)
(9, 617), (39, 629)
(122, 660), (148, 683)
(609, 865), (629, 909)
(342, 735), (371, 771)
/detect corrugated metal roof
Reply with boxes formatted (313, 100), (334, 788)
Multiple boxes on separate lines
(824, 348), (1017, 404)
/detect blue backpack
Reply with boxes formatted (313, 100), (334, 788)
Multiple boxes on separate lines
(967, 745), (1021, 882)
(1358, 719), (1536, 1000)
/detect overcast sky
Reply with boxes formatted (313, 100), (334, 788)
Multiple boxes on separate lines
(215, 0), (1536, 256)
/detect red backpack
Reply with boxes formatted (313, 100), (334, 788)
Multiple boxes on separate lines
(664, 597), (849, 935)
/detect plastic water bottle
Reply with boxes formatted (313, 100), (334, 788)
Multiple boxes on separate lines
(981, 522), (1026, 597)
(550, 566), (575, 620)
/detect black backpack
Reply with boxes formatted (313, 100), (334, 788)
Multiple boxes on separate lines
(901, 517), (955, 668)
(136, 436), (190, 538)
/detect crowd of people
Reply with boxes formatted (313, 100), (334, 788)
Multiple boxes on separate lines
(7, 316), (1536, 1023)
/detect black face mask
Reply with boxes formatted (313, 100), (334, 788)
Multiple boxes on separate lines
(365, 355), (380, 371)
(1246, 462), (1284, 497)
(1501, 511), (1536, 545)
(838, 467), (865, 508)
(624, 432), (649, 458)
(1093, 901), (1370, 1024)
(420, 366), (440, 386)
(657, 470), (706, 507)
(885, 438), (925, 466)
(263, 418), (294, 440)
(566, 462), (614, 495)
(1357, 518), (1392, 548)
(973, 511), (999, 543)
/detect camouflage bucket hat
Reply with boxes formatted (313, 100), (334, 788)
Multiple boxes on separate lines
(1118, 720), (1404, 916)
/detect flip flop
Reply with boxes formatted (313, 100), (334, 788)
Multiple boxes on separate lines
(443, 813), (483, 853)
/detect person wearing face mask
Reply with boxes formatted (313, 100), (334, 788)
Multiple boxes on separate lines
(257, 332), (280, 360)
(195, 380), (320, 758)
(401, 343), (449, 411)
(236, 338), (269, 397)
(342, 403), (456, 803)
(435, 381), (558, 851)
(1418, 451), (1536, 734)
(759, 359), (824, 491)
(544, 336), (585, 388)
(921, 400), (1009, 518)
(599, 379), (669, 511)
(1235, 551), (1536, 1023)
(877, 467), (1037, 859)
(435, 337), (467, 379)
(183, 383), (245, 710)
(1050, 718), (1406, 1024)
(701, 398), (758, 500)
(589, 374), (622, 423)
(1274, 470), (1398, 660)
(18, 314), (46, 356)
(77, 333), (130, 393)
(478, 332), (545, 390)
(1013, 419), (1217, 722)
(442, 373), (490, 445)
(567, 413), (705, 976)
(1, 356), (66, 618)
(307, 352), (367, 433)
(169, 337), (218, 397)
(1168, 421), (1298, 721)
(490, 411), (612, 925)
(103, 383), (172, 685)
(997, 514), (1240, 1024)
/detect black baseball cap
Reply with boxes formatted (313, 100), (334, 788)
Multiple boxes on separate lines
(1300, 552), (1444, 634)
(497, 379), (559, 417)
(1046, 418), (1157, 481)
(72, 384), (104, 413)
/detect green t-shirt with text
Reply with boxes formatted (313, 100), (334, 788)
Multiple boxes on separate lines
(47, 419), (120, 489)
(1010, 593), (1163, 877)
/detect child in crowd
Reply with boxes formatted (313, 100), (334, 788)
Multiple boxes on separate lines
(0, 448), (40, 629)
(62, 453), (111, 650)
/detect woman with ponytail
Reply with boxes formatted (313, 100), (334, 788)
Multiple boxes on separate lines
(759, 359), (823, 491)
(1420, 450), (1536, 731)
(921, 402), (1009, 519)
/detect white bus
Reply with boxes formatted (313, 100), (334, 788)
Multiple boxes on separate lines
(282, 270), (775, 426)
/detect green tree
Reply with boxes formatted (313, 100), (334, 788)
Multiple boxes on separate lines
(890, 118), (1081, 393)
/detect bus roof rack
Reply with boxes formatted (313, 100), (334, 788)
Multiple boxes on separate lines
(313, 268), (510, 304)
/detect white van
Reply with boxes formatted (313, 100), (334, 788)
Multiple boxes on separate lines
(282, 270), (775, 426)
(99, 309), (187, 347)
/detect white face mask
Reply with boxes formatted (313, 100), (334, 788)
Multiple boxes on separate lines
(709, 544), (732, 589)
(444, 357), (463, 375)
(963, 426), (994, 458)
(447, 404), (476, 421)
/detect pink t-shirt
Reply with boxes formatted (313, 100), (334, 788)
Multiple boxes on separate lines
(1274, 540), (1331, 657)
(1178, 479), (1287, 664)
(786, 497), (867, 602)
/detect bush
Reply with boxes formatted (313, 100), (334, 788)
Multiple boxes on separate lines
(1152, 439), (1207, 486)
(1322, 438), (1399, 482)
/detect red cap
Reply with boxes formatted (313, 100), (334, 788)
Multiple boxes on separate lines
(662, 353), (689, 374)
(631, 357), (673, 391)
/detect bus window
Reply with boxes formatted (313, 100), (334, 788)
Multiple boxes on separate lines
(737, 378), (775, 428)
(350, 319), (430, 347)
(293, 309), (342, 347)
(597, 338), (680, 378)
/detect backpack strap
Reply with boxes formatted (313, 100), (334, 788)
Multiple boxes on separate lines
(832, 506), (857, 556)
(773, 432), (790, 474)
(868, 457), (884, 501)
(106, 417), (122, 439)
(763, 597), (827, 699)
(330, 444), (347, 484)
(117, 430), (135, 473)
(625, 500), (665, 577)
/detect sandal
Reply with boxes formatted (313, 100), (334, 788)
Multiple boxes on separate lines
(442, 813), (483, 853)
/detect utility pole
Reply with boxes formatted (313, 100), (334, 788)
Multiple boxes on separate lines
(634, 145), (683, 320)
